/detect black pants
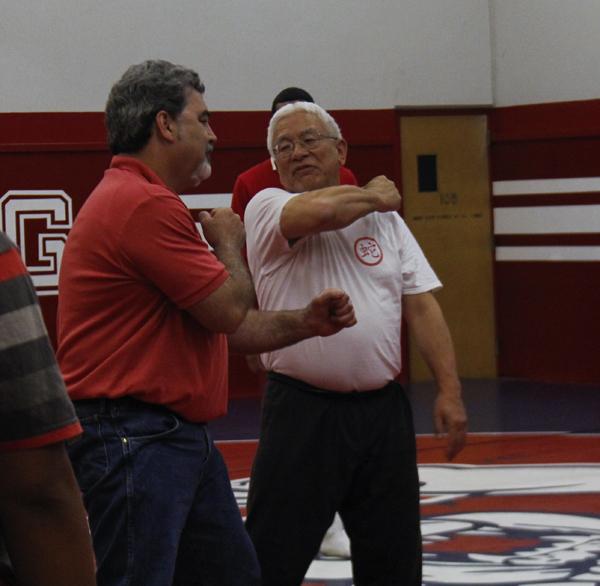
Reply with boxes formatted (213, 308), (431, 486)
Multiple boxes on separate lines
(245, 373), (422, 586)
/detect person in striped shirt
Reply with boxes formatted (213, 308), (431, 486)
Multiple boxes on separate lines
(0, 231), (96, 586)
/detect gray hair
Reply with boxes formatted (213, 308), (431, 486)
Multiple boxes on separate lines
(105, 60), (205, 155)
(267, 102), (343, 157)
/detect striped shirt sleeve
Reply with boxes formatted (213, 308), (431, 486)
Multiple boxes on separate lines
(0, 232), (82, 451)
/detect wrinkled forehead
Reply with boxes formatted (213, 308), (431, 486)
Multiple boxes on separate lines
(272, 111), (327, 140)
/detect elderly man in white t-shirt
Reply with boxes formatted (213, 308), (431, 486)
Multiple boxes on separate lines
(243, 102), (467, 586)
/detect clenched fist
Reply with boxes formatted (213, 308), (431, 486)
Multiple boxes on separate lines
(363, 176), (402, 213)
(199, 208), (246, 251)
(304, 288), (357, 337)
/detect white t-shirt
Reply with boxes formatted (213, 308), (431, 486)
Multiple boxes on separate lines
(245, 187), (442, 391)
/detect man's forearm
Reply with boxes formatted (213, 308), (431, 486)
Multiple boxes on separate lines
(0, 446), (96, 586)
(212, 243), (257, 308)
(228, 307), (312, 354)
(415, 320), (460, 394)
(404, 293), (461, 395)
(186, 243), (257, 334)
(228, 288), (356, 354)
(5, 494), (97, 586)
(404, 292), (467, 459)
(281, 186), (388, 240)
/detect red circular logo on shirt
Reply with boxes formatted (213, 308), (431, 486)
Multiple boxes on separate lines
(354, 237), (383, 266)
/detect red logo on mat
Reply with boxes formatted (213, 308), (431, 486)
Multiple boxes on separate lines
(354, 237), (383, 266)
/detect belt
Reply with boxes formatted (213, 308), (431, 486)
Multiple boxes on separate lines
(267, 371), (402, 398)
(72, 396), (171, 417)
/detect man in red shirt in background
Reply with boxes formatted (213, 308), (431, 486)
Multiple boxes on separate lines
(231, 87), (358, 221)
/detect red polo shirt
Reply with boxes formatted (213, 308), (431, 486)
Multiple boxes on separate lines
(57, 156), (229, 422)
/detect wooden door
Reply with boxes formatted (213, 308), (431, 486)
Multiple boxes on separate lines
(400, 114), (496, 381)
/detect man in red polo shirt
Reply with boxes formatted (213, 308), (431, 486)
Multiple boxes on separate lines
(57, 60), (356, 586)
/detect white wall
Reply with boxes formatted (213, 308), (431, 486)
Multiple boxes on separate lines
(491, 0), (600, 106)
(0, 0), (492, 112)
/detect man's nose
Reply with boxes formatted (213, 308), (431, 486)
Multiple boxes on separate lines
(290, 140), (309, 158)
(207, 123), (217, 142)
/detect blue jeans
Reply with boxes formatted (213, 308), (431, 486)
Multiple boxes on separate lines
(68, 397), (260, 586)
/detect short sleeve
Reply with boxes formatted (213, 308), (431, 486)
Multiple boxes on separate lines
(120, 194), (228, 309)
(245, 188), (298, 275)
(394, 216), (442, 294)
(0, 237), (82, 451)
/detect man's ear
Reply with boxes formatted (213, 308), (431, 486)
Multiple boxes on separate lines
(270, 156), (277, 171)
(155, 110), (177, 143)
(337, 138), (348, 166)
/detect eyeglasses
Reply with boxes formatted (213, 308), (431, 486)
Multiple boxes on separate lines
(272, 133), (339, 159)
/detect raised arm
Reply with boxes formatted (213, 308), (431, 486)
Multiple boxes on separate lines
(186, 208), (256, 334)
(403, 291), (467, 460)
(280, 176), (402, 240)
(228, 288), (356, 354)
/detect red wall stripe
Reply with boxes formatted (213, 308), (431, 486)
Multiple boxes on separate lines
(491, 138), (600, 182)
(0, 109), (396, 147)
(489, 99), (600, 142)
(0, 112), (107, 150)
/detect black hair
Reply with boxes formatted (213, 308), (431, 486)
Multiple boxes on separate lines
(270, 87), (314, 115)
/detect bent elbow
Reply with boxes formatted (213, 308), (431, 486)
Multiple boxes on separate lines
(218, 306), (249, 334)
